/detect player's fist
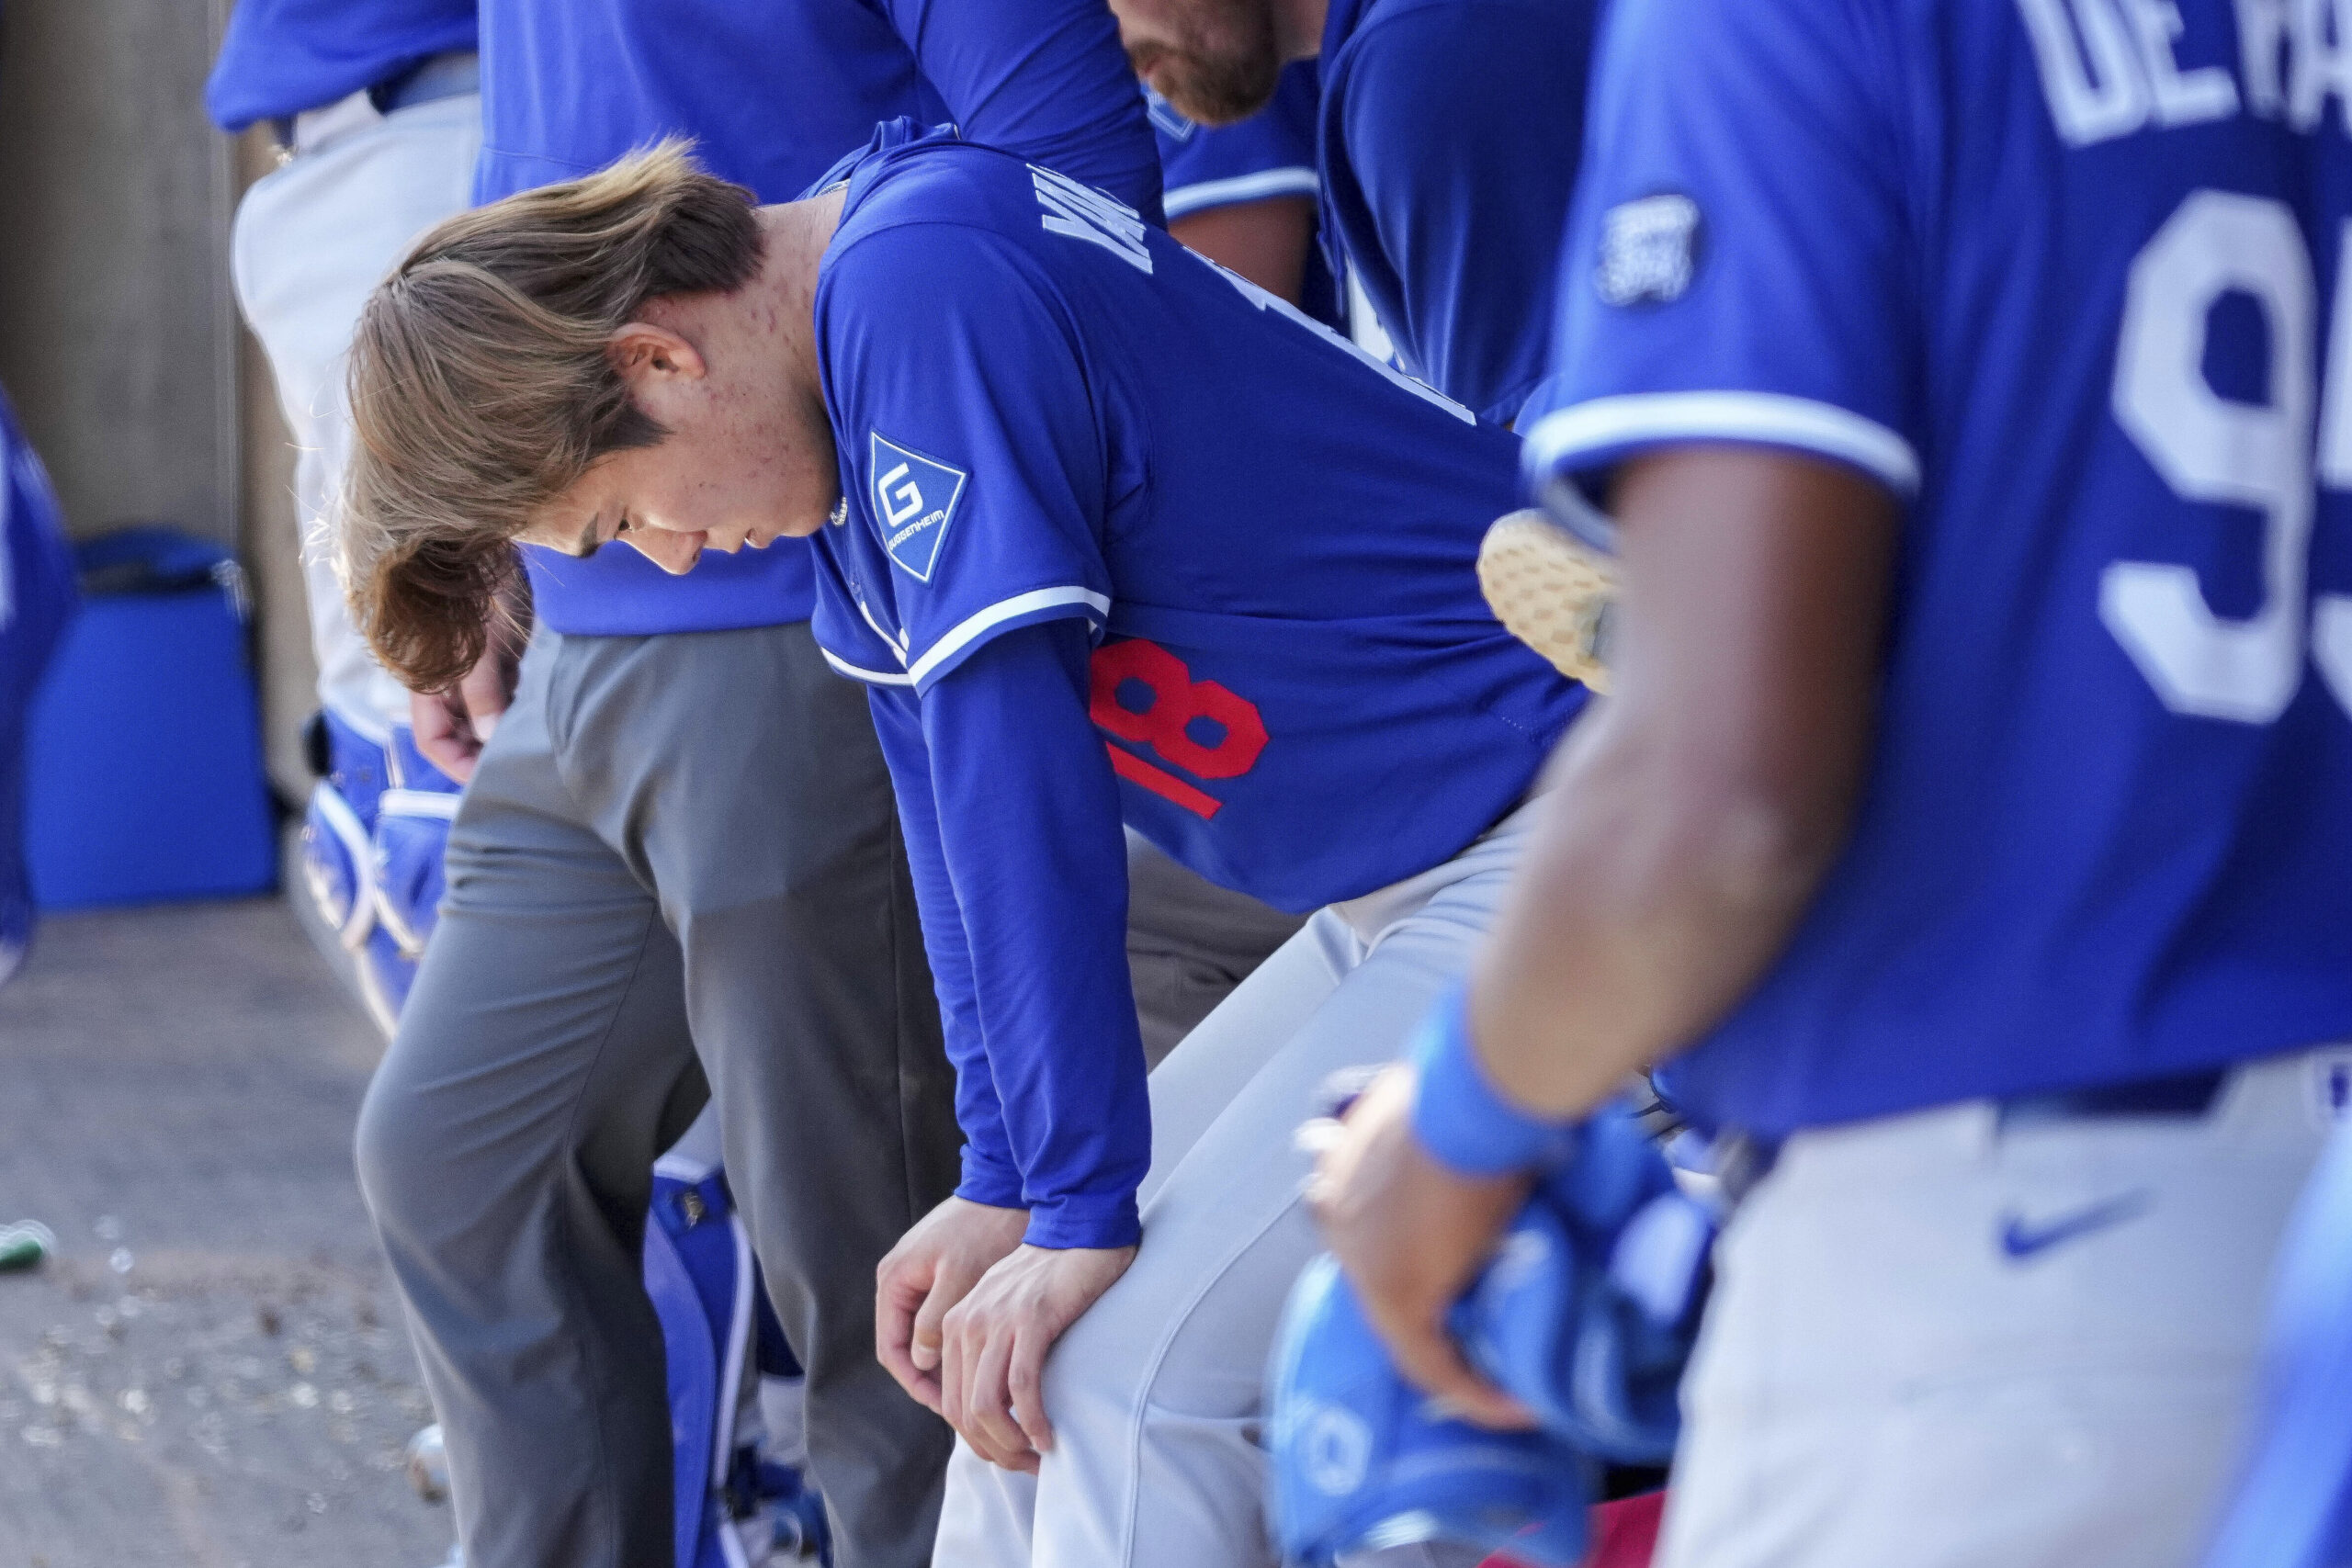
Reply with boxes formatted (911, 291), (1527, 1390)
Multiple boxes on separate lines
(875, 1197), (1029, 1416)
(1307, 1064), (1536, 1432)
(940, 1242), (1136, 1472)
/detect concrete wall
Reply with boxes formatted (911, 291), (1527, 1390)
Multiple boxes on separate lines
(0, 1), (316, 800)
(0, 0), (239, 547)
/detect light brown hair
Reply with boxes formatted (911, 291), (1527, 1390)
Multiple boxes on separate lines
(339, 140), (763, 691)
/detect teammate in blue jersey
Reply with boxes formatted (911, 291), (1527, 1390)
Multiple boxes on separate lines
(1109, 0), (1603, 423)
(208, 0), (477, 135)
(208, 2), (481, 1032)
(334, 124), (1585, 1568)
(1313, 2), (2352, 1564)
(345, 8), (1161, 1568)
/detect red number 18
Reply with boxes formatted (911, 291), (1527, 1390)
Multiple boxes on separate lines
(1089, 639), (1268, 818)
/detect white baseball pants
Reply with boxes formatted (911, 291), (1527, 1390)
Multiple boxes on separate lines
(230, 89), (481, 739)
(933, 806), (1534, 1568)
(1658, 1046), (2348, 1568)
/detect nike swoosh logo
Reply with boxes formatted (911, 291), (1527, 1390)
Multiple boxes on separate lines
(1998, 1192), (2153, 1260)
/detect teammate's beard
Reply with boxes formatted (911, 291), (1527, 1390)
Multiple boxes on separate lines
(1127, 0), (1282, 126)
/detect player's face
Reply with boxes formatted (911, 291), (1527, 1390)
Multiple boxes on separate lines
(522, 321), (840, 575)
(1112, 0), (1282, 127)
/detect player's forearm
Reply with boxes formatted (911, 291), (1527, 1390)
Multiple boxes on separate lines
(1466, 711), (1852, 1118)
(1468, 447), (1897, 1120)
(922, 625), (1154, 1249)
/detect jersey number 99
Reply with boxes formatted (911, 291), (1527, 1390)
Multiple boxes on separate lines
(2106, 189), (2352, 722)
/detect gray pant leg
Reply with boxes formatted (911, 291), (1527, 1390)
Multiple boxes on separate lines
(356, 639), (708, 1568)
(1124, 833), (1307, 1068)
(553, 624), (962, 1568)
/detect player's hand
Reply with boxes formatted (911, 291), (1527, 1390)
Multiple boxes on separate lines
(875, 1197), (1029, 1418)
(1306, 1064), (1537, 1431)
(408, 629), (521, 783)
(941, 1242), (1135, 1472)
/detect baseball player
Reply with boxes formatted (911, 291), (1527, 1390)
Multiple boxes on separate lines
(1312, 2), (2352, 1565)
(1118, 62), (1334, 1066)
(333, 123), (1587, 1567)
(208, 0), (481, 1029)
(1110, 0), (1603, 423)
(1153, 63), (1335, 319)
(345, 6), (1160, 1566)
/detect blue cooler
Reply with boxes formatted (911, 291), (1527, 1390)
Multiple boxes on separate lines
(24, 525), (277, 908)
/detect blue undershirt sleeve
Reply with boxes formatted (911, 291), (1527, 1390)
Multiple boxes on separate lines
(865, 682), (1026, 1212)
(918, 619), (1150, 1251)
(877, 0), (1166, 225)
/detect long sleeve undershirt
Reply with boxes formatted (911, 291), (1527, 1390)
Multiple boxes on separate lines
(866, 618), (1151, 1250)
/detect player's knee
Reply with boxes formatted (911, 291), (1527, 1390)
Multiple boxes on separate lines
(352, 1050), (446, 1242)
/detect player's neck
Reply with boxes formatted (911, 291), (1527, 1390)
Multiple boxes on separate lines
(749, 191), (846, 406)
(1272, 0), (1328, 61)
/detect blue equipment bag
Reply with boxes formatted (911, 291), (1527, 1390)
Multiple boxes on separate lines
(25, 525), (275, 908)
(0, 389), (77, 985)
(645, 1143), (832, 1568)
(300, 710), (461, 1033)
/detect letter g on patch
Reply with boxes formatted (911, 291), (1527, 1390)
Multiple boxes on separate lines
(869, 431), (969, 582)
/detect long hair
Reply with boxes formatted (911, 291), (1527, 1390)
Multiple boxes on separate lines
(339, 140), (763, 691)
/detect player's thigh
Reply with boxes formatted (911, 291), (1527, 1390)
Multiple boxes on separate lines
(560, 623), (955, 1172)
(1661, 1057), (2332, 1568)
(356, 664), (704, 1245)
(1137, 910), (1361, 1206)
(1125, 834), (1308, 1068)
(1055, 863), (1504, 1422)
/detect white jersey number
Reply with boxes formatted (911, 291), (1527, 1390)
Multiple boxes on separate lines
(2105, 190), (2352, 720)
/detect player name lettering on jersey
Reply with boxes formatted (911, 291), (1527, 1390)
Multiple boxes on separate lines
(2018, 0), (2352, 147)
(1031, 165), (1153, 274)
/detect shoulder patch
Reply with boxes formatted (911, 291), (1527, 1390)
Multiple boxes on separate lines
(869, 433), (968, 583)
(1595, 193), (1703, 308)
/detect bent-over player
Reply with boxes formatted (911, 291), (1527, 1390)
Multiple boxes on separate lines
(1313, 1), (2352, 1565)
(336, 125), (1586, 1568)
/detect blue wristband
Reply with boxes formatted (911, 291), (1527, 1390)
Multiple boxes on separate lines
(1407, 984), (1577, 1177)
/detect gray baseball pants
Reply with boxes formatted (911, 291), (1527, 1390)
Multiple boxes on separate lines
(355, 621), (963, 1568)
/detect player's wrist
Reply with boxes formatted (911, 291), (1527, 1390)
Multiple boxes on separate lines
(1021, 1191), (1141, 1253)
(956, 1151), (1026, 1213)
(1407, 983), (1578, 1177)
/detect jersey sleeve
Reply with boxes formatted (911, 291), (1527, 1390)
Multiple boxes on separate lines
(1517, 0), (1920, 500)
(824, 224), (1116, 695)
(866, 682), (1024, 1209)
(1156, 66), (1320, 221)
(1324, 1), (1598, 423)
(873, 0), (1165, 224)
(898, 622), (1152, 1250)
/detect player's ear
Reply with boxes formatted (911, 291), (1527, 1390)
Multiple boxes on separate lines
(606, 322), (707, 389)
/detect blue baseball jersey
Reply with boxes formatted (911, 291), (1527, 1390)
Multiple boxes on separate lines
(1317, 0), (1604, 424)
(207, 0), (477, 131)
(1151, 63), (1340, 328)
(480, 0), (1161, 640)
(806, 126), (1581, 1244)
(1523, 0), (2352, 1135)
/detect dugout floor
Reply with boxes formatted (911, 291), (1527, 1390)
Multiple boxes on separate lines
(0, 896), (448, 1568)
